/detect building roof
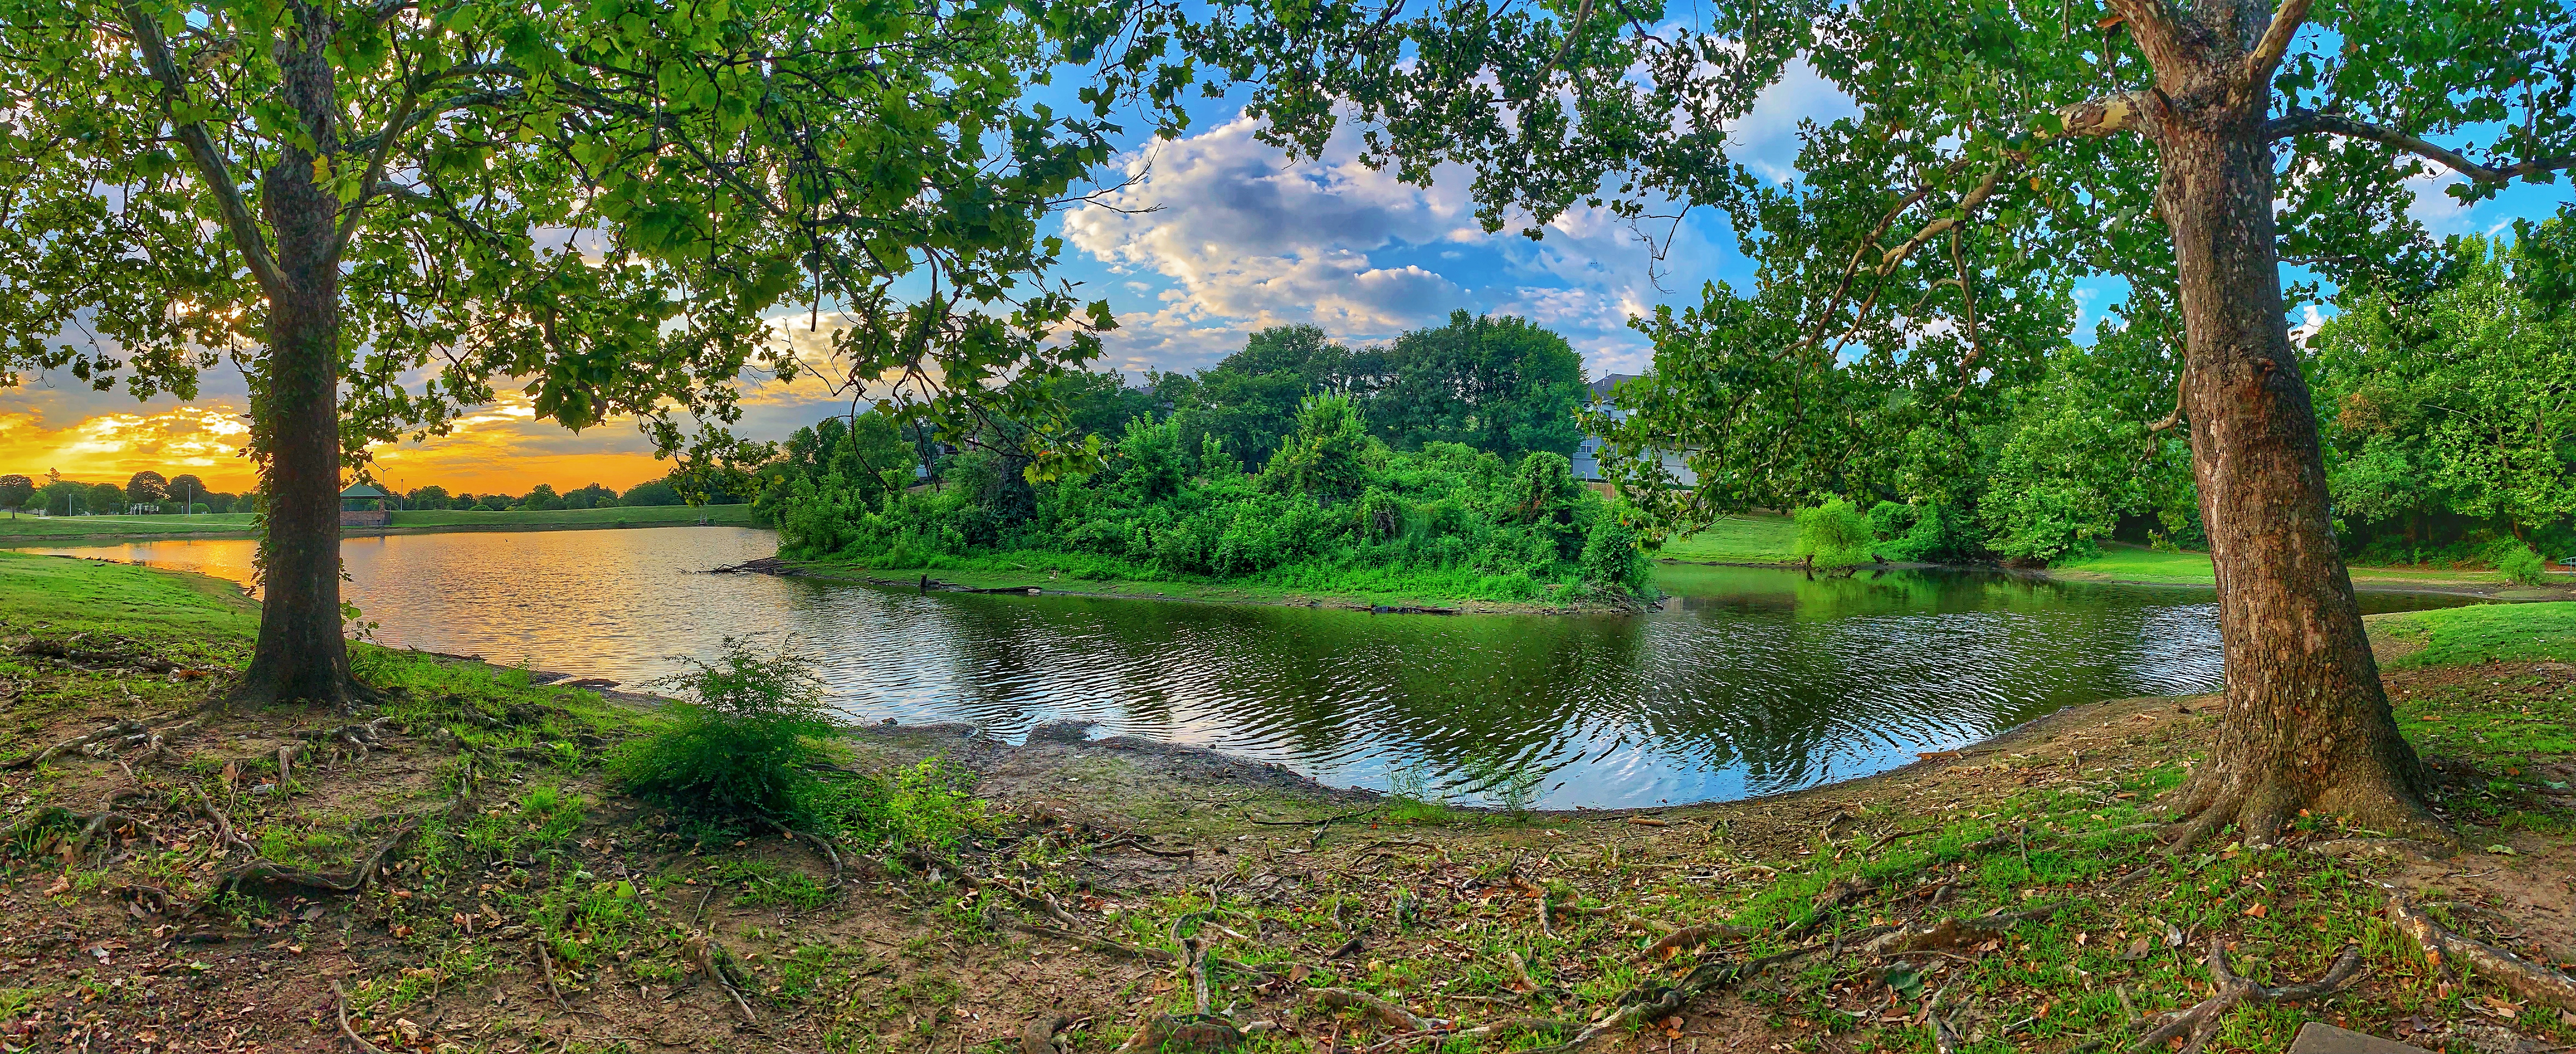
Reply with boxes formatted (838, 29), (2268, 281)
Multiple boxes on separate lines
(1588, 373), (1644, 402)
(339, 483), (391, 499)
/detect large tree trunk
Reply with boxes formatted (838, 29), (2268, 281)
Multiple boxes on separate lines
(2154, 96), (2441, 846)
(235, 2), (358, 709)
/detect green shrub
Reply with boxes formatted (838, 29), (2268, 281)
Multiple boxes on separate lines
(1794, 498), (1877, 568)
(2486, 539), (2549, 585)
(1875, 501), (1982, 563)
(612, 638), (841, 829)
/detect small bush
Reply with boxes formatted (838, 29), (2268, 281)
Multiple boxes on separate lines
(1794, 498), (1877, 568)
(2488, 539), (2549, 585)
(612, 638), (841, 829)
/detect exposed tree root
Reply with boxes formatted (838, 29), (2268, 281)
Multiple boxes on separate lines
(2307, 837), (2454, 862)
(1309, 988), (1433, 1031)
(1005, 920), (1180, 963)
(207, 818), (420, 902)
(1642, 922), (1762, 959)
(2117, 939), (2363, 1054)
(1867, 902), (2076, 956)
(5, 720), (146, 770)
(0, 806), (154, 864)
(2388, 895), (2576, 1012)
(775, 825), (844, 893)
(2161, 762), (2451, 853)
(296, 717), (392, 759)
(1111, 1012), (1238, 1053)
(331, 979), (392, 1054)
(684, 930), (759, 1025)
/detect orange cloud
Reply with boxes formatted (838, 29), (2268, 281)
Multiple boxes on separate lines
(0, 404), (258, 488)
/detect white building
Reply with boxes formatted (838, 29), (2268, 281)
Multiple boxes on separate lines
(1569, 373), (1699, 488)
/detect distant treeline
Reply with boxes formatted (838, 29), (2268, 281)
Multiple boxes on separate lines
(0, 470), (242, 516)
(0, 471), (736, 517)
(392, 476), (735, 512)
(754, 311), (1657, 602)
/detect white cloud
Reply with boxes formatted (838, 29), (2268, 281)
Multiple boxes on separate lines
(1066, 110), (1733, 378)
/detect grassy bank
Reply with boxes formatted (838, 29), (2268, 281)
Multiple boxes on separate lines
(1657, 512), (2571, 597)
(0, 502), (754, 545)
(5, 558), (2576, 1053)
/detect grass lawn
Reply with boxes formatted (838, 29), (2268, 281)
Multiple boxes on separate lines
(1652, 512), (1804, 564)
(2053, 542), (2556, 592)
(0, 503), (753, 544)
(2374, 600), (2576, 667)
(0, 548), (257, 636)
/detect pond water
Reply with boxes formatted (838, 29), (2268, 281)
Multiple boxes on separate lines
(25, 528), (2480, 809)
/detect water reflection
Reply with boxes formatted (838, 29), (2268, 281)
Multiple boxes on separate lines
(22, 529), (2478, 808)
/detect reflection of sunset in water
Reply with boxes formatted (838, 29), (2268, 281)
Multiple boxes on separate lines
(28, 528), (2483, 810)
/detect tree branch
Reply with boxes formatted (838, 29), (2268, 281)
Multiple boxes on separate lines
(120, 0), (287, 293)
(2267, 110), (2576, 185)
(2237, 0), (2311, 100)
(333, 79), (421, 259)
(2099, 0), (2191, 74)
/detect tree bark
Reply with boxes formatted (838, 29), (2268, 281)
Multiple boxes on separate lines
(2153, 71), (2441, 845)
(235, 1), (358, 709)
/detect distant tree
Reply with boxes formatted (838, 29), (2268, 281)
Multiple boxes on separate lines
(1050, 369), (1162, 440)
(38, 479), (79, 515)
(0, 474), (31, 518)
(165, 474), (206, 512)
(405, 485), (451, 511)
(1370, 312), (1584, 458)
(125, 471), (169, 507)
(1228, 325), (1387, 396)
(564, 483), (619, 510)
(519, 484), (564, 511)
(622, 480), (686, 508)
(87, 482), (124, 514)
(204, 493), (236, 514)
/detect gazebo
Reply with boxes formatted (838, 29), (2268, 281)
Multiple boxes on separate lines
(339, 483), (391, 528)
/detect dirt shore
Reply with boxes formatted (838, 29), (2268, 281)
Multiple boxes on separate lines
(4, 607), (2574, 1052)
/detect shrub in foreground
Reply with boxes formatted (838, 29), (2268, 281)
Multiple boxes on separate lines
(613, 639), (841, 829)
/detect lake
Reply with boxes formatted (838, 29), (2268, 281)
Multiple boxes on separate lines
(25, 527), (2479, 809)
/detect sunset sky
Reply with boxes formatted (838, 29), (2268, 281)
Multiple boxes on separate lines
(4, 71), (2569, 496)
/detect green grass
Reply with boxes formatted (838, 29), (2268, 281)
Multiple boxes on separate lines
(2377, 600), (2576, 667)
(1652, 513), (1804, 564)
(2056, 543), (2538, 590)
(0, 548), (257, 635)
(0, 512), (261, 538)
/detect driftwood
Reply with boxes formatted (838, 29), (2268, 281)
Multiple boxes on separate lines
(2388, 895), (2576, 1012)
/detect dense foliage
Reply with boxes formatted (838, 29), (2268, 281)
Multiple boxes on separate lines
(760, 318), (1652, 603)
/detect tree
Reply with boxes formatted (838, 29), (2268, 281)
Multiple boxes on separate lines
(125, 470), (170, 508)
(621, 480), (684, 507)
(1370, 310), (1584, 457)
(166, 473), (206, 512)
(88, 482), (126, 514)
(405, 485), (450, 510)
(0, 475), (30, 518)
(1, 0), (1189, 707)
(1191, 0), (2575, 844)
